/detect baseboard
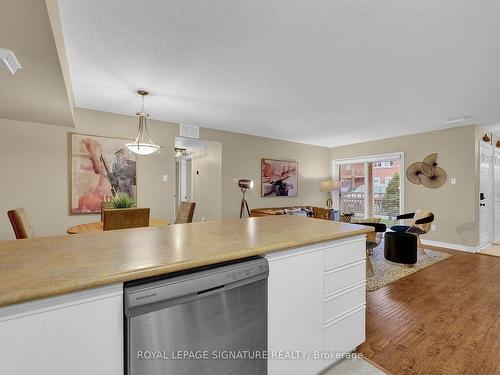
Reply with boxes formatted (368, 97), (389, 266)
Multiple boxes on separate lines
(421, 239), (477, 253)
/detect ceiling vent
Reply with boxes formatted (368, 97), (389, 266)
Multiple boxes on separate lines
(180, 124), (199, 139)
(0, 48), (22, 75)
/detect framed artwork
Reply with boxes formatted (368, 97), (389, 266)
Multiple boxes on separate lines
(261, 158), (298, 197)
(70, 133), (137, 214)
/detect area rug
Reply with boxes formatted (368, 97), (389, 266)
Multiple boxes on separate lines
(478, 244), (500, 258)
(366, 246), (452, 292)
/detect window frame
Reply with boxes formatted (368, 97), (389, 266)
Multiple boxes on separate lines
(332, 152), (404, 218)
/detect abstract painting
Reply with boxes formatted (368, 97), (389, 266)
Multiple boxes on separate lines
(261, 159), (298, 197)
(70, 133), (137, 214)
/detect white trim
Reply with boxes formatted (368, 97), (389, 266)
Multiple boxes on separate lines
(333, 152), (404, 164)
(421, 239), (477, 253)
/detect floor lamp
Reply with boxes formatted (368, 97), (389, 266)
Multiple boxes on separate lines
(238, 179), (254, 218)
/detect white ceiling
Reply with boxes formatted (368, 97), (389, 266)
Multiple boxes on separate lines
(57, 0), (500, 147)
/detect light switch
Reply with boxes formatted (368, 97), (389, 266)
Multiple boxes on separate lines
(232, 177), (239, 184)
(162, 175), (168, 182)
(450, 177), (456, 185)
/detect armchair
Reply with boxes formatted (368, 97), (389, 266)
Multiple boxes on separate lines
(390, 209), (434, 254)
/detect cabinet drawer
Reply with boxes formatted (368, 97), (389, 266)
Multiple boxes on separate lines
(324, 261), (365, 295)
(324, 283), (365, 323)
(324, 239), (365, 271)
(324, 306), (365, 353)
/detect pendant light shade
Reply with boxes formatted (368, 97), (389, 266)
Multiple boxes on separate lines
(126, 90), (160, 155)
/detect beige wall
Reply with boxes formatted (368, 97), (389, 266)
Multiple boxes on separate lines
(0, 109), (178, 240)
(190, 140), (223, 222)
(0, 106), (481, 246)
(0, 110), (331, 240)
(200, 127), (332, 218)
(331, 125), (478, 247)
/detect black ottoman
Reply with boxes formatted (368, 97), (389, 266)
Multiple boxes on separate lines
(384, 231), (417, 265)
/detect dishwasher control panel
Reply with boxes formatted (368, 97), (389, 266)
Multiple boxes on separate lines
(125, 257), (269, 312)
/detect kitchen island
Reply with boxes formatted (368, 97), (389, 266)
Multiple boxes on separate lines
(0, 216), (372, 375)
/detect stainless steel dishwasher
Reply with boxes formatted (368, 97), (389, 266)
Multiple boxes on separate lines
(124, 257), (268, 375)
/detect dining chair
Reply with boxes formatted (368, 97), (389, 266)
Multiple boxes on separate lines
(175, 202), (196, 224)
(103, 208), (150, 231)
(7, 208), (35, 239)
(355, 221), (386, 277)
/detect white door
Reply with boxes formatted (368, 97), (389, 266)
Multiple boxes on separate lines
(479, 143), (493, 249)
(494, 148), (500, 243)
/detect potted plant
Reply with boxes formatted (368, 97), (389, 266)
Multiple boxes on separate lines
(101, 194), (137, 221)
(339, 211), (355, 223)
(109, 194), (137, 209)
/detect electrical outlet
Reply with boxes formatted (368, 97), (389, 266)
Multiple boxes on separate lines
(450, 177), (456, 185)
(232, 177), (239, 184)
(162, 175), (168, 182)
(431, 224), (437, 231)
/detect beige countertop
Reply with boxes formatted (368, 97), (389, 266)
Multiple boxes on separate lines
(0, 216), (372, 308)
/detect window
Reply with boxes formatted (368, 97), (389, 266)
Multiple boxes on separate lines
(335, 155), (402, 220)
(374, 161), (394, 168)
(338, 162), (365, 216)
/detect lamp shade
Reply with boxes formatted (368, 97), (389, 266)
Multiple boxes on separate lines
(320, 180), (340, 192)
(238, 179), (254, 190)
(126, 90), (160, 156)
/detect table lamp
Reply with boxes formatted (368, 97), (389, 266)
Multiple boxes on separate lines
(320, 180), (340, 208)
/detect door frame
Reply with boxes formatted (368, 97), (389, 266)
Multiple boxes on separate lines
(478, 142), (494, 249)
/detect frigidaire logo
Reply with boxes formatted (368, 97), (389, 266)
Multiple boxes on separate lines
(136, 292), (157, 301)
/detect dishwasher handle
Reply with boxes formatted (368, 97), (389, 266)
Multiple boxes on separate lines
(197, 284), (225, 296)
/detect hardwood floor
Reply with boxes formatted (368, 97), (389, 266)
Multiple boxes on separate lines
(358, 246), (500, 375)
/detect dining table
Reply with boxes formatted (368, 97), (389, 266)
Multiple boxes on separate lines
(67, 218), (170, 234)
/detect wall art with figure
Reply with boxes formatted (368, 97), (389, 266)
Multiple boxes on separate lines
(261, 158), (298, 197)
(70, 133), (137, 214)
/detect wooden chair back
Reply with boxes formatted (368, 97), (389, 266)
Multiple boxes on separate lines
(312, 207), (333, 220)
(7, 208), (35, 239)
(103, 208), (150, 231)
(175, 202), (196, 224)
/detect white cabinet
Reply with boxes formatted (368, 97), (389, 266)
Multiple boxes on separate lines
(0, 284), (123, 375)
(266, 235), (366, 375)
(266, 246), (325, 375)
(323, 237), (366, 360)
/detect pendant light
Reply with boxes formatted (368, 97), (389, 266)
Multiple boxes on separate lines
(126, 90), (160, 155)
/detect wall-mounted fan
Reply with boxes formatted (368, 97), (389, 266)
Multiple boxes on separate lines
(406, 153), (447, 188)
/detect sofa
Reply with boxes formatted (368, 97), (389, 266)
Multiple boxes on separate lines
(250, 206), (335, 220)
